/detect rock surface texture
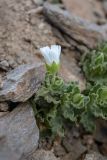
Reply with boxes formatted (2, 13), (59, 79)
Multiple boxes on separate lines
(84, 152), (107, 160)
(0, 140), (20, 160)
(0, 0), (56, 70)
(0, 102), (9, 111)
(0, 103), (39, 159)
(0, 63), (45, 102)
(62, 0), (105, 23)
(43, 3), (107, 52)
(24, 149), (60, 160)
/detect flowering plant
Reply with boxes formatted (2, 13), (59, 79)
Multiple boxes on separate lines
(31, 44), (107, 136)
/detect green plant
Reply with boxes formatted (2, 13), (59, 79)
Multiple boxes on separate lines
(31, 44), (107, 136)
(81, 83), (107, 132)
(32, 73), (87, 136)
(81, 43), (107, 84)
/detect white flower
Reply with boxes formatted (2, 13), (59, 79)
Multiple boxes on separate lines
(40, 45), (61, 65)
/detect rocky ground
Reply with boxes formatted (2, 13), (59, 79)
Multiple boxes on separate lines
(0, 0), (107, 160)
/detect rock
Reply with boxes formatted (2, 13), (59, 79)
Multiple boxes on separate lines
(43, 3), (105, 52)
(0, 75), (3, 89)
(54, 143), (66, 157)
(33, 0), (44, 5)
(84, 152), (107, 160)
(0, 138), (20, 160)
(60, 65), (86, 91)
(0, 150), (20, 160)
(100, 143), (107, 156)
(82, 134), (95, 151)
(62, 139), (87, 160)
(94, 120), (107, 143)
(0, 111), (9, 118)
(103, 0), (107, 15)
(62, 0), (105, 23)
(62, 138), (72, 153)
(0, 63), (45, 102)
(0, 60), (9, 71)
(60, 53), (86, 91)
(0, 102), (9, 111)
(0, 0), (56, 69)
(0, 102), (9, 118)
(62, 153), (73, 160)
(0, 102), (39, 158)
(24, 149), (60, 160)
(38, 137), (53, 150)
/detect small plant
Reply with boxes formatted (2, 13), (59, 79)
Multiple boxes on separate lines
(31, 44), (107, 136)
(81, 83), (107, 132)
(33, 73), (87, 136)
(81, 43), (107, 84)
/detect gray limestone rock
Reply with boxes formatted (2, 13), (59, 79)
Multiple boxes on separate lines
(0, 102), (39, 158)
(0, 63), (45, 102)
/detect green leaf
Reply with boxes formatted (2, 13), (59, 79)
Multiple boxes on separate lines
(62, 103), (77, 122)
(80, 112), (95, 132)
(94, 52), (104, 65)
(47, 109), (64, 136)
(72, 93), (84, 108)
(98, 87), (107, 101)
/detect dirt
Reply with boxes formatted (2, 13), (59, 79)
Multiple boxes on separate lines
(0, 0), (56, 70)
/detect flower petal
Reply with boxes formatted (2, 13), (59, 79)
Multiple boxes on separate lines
(51, 45), (61, 63)
(40, 46), (50, 56)
(40, 45), (61, 65)
(40, 46), (52, 65)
